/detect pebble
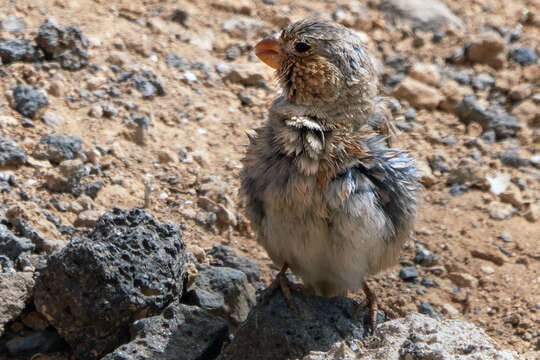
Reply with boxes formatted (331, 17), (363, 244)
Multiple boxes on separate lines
(408, 63), (440, 86)
(74, 210), (101, 228)
(448, 272), (478, 288)
(509, 47), (538, 66)
(392, 77), (443, 110)
(11, 85), (49, 119)
(414, 249), (438, 266)
(487, 201), (516, 220)
(524, 204), (539, 223)
(399, 266), (419, 281)
(499, 152), (528, 168)
(0, 137), (26, 167)
(466, 31), (506, 69)
(0, 40), (40, 63)
(471, 249), (505, 266)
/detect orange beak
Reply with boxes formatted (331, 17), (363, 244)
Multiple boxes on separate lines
(254, 33), (282, 70)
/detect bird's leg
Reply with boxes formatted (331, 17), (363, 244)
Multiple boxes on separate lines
(263, 263), (305, 316)
(355, 282), (397, 333)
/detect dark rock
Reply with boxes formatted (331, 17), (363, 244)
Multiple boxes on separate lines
(399, 266), (419, 281)
(35, 18), (89, 70)
(413, 249), (438, 266)
(418, 301), (440, 318)
(102, 302), (228, 360)
(0, 137), (26, 167)
(471, 73), (494, 90)
(6, 330), (66, 355)
(183, 265), (256, 326)
(499, 151), (528, 168)
(170, 9), (189, 27)
(165, 53), (190, 71)
(0, 40), (40, 63)
(33, 208), (187, 360)
(83, 180), (103, 199)
(456, 95), (520, 139)
(0, 224), (35, 260)
(12, 218), (59, 253)
(11, 85), (49, 119)
(509, 47), (538, 66)
(404, 107), (416, 121)
(206, 244), (261, 284)
(131, 71), (167, 99)
(33, 135), (83, 164)
(442, 136), (457, 146)
(218, 293), (376, 360)
(102, 104), (118, 118)
(0, 255), (14, 273)
(449, 184), (469, 196)
(420, 277), (438, 288)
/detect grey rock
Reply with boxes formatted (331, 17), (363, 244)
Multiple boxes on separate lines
(11, 85), (49, 119)
(330, 313), (519, 359)
(35, 18), (89, 70)
(218, 293), (375, 360)
(206, 244), (261, 284)
(33, 208), (187, 360)
(33, 135), (83, 164)
(12, 218), (61, 253)
(165, 53), (190, 71)
(499, 151), (528, 168)
(0, 40), (40, 63)
(456, 95), (520, 139)
(404, 107), (416, 121)
(6, 330), (65, 355)
(131, 70), (166, 99)
(1, 16), (25, 33)
(102, 302), (228, 360)
(399, 266), (418, 281)
(471, 72), (494, 90)
(0, 224), (35, 260)
(509, 47), (538, 66)
(413, 249), (438, 266)
(378, 0), (464, 33)
(0, 137), (26, 167)
(0, 272), (35, 337)
(184, 265), (256, 326)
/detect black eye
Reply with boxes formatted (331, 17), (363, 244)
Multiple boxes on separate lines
(295, 41), (311, 53)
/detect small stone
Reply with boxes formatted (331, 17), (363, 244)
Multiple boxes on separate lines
(487, 202), (516, 220)
(499, 151), (528, 168)
(512, 100), (540, 127)
(33, 135), (83, 164)
(509, 47), (538, 66)
(0, 116), (18, 127)
(35, 18), (89, 70)
(499, 186), (523, 208)
(418, 301), (437, 317)
(440, 303), (459, 317)
(0, 272), (35, 337)
(466, 31), (506, 69)
(448, 272), (478, 288)
(414, 249), (438, 266)
(41, 112), (63, 127)
(408, 63), (440, 86)
(417, 160), (437, 187)
(399, 266), (418, 281)
(393, 77), (443, 110)
(0, 137), (26, 167)
(11, 85), (49, 119)
(524, 204), (539, 222)
(471, 249), (505, 266)
(74, 210), (100, 228)
(480, 266), (495, 275)
(157, 150), (176, 163)
(0, 40), (40, 63)
(88, 104), (103, 118)
(222, 64), (266, 86)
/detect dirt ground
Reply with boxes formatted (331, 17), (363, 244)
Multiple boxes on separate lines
(0, 0), (539, 357)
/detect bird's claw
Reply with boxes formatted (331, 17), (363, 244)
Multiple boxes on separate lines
(262, 264), (306, 317)
(355, 283), (397, 334)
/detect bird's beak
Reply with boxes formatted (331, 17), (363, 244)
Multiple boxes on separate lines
(254, 33), (282, 70)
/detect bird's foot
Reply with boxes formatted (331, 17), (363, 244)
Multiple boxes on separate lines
(355, 282), (397, 333)
(263, 263), (306, 317)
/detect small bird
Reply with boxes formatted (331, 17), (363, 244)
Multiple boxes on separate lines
(240, 18), (421, 329)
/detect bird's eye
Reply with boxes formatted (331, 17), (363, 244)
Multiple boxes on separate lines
(295, 41), (311, 53)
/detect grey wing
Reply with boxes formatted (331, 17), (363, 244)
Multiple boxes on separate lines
(326, 149), (421, 245)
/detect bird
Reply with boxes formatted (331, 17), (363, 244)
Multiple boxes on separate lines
(240, 18), (421, 330)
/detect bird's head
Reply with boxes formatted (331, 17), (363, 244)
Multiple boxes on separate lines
(255, 18), (378, 117)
